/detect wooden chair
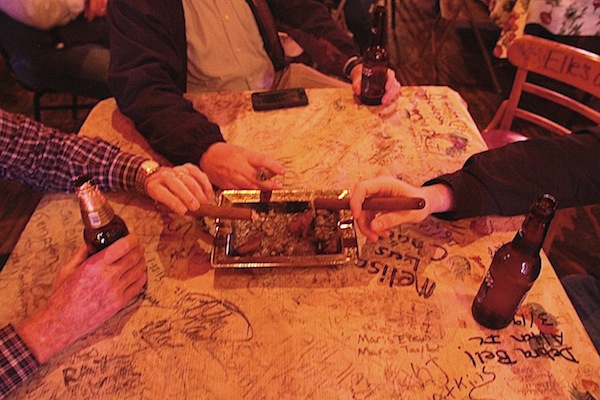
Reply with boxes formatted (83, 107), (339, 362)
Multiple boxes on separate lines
(482, 35), (600, 149)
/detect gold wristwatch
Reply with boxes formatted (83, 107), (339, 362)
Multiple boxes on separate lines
(135, 159), (160, 194)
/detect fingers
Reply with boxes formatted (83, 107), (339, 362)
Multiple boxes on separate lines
(93, 234), (147, 302)
(85, 0), (107, 20)
(146, 164), (214, 215)
(381, 69), (401, 105)
(54, 244), (88, 290)
(354, 211), (381, 242)
(350, 65), (363, 96)
(252, 168), (284, 190)
(119, 255), (148, 302)
(186, 164), (215, 203)
(252, 155), (285, 177)
(248, 153), (285, 189)
(201, 143), (286, 190)
(351, 177), (431, 240)
(351, 67), (400, 106)
(91, 234), (140, 266)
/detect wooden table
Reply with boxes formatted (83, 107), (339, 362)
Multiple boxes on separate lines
(2, 87), (599, 399)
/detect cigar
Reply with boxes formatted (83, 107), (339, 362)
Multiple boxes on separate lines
(312, 197), (426, 211)
(187, 204), (256, 220)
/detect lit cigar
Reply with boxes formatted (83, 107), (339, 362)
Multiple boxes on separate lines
(312, 197), (426, 211)
(187, 204), (257, 220)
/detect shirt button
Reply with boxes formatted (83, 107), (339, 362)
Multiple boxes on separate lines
(224, 14), (230, 21)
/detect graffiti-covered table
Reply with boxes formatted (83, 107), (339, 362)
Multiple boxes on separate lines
(2, 87), (599, 399)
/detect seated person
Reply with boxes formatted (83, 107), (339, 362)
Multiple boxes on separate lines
(0, 0), (110, 99)
(107, 0), (401, 191)
(350, 126), (600, 353)
(0, 108), (215, 398)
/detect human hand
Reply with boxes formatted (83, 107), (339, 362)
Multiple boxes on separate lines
(349, 65), (401, 106)
(200, 142), (286, 190)
(145, 163), (214, 215)
(84, 0), (107, 21)
(350, 177), (454, 242)
(16, 235), (147, 364)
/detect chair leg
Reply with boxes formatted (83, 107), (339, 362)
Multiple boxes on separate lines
(463, 1), (502, 94)
(470, 24), (502, 93)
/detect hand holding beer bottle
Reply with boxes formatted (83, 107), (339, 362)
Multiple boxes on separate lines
(359, 5), (389, 105)
(75, 175), (129, 255)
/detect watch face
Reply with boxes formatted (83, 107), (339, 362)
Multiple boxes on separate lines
(141, 160), (160, 174)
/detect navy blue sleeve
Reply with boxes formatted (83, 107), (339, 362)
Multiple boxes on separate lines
(425, 127), (600, 219)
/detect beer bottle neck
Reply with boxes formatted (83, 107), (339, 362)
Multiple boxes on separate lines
(76, 182), (116, 229)
(511, 194), (556, 256)
(368, 6), (386, 49)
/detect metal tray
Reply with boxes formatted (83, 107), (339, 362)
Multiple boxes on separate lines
(210, 190), (359, 268)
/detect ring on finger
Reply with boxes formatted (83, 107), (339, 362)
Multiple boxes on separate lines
(256, 170), (267, 181)
(177, 170), (188, 179)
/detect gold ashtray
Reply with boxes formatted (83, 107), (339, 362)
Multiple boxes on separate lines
(210, 190), (359, 268)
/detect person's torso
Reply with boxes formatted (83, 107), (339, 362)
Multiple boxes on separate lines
(182, 0), (275, 92)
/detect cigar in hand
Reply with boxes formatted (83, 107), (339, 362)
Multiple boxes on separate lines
(311, 196), (426, 211)
(186, 204), (257, 220)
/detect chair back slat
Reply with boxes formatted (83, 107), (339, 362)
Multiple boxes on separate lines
(514, 109), (572, 136)
(507, 35), (600, 99)
(524, 82), (600, 125)
(484, 35), (600, 148)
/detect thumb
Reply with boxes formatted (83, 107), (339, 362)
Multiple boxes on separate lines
(54, 244), (88, 290)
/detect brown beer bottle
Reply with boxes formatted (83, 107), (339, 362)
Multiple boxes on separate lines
(360, 5), (389, 105)
(74, 175), (129, 255)
(471, 194), (557, 329)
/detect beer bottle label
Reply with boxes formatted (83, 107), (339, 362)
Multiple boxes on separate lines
(88, 211), (102, 228)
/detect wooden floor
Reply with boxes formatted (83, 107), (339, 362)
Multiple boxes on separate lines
(1, 0), (599, 278)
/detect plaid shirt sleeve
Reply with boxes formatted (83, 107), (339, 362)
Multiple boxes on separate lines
(0, 109), (148, 193)
(0, 325), (39, 399)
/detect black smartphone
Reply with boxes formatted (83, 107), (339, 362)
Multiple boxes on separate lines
(251, 88), (309, 111)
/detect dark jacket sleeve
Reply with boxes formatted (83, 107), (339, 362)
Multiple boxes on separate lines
(270, 0), (360, 78)
(425, 127), (600, 219)
(107, 0), (224, 166)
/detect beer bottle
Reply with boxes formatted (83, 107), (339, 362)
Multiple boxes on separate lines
(360, 5), (389, 106)
(471, 194), (557, 329)
(74, 175), (129, 255)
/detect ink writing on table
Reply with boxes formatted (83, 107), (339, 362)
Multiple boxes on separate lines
(356, 230), (444, 298)
(62, 349), (141, 398)
(373, 355), (496, 400)
(464, 312), (579, 368)
(356, 252), (436, 298)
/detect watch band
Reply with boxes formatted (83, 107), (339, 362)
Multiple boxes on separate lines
(135, 160), (160, 194)
(344, 56), (363, 80)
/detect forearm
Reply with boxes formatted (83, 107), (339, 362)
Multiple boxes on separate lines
(426, 129), (600, 219)
(0, 110), (146, 192)
(13, 313), (73, 365)
(108, 0), (224, 165)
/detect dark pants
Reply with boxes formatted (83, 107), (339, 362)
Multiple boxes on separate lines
(0, 12), (110, 99)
